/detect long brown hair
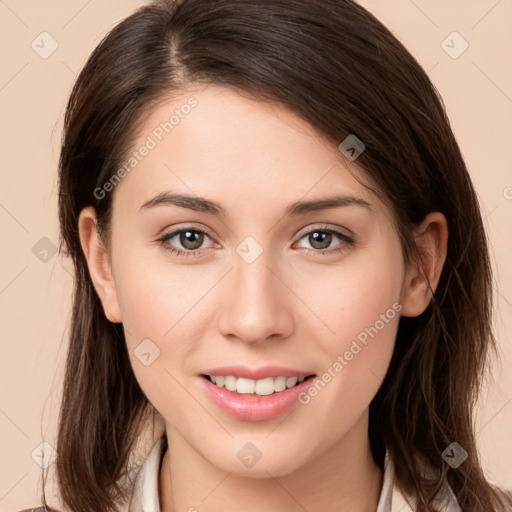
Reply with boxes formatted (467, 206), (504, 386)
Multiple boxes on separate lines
(42, 0), (511, 510)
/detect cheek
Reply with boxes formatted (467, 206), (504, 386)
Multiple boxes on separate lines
(113, 259), (199, 419)
(112, 246), (211, 341)
(296, 287), (400, 451)
(295, 235), (403, 352)
(110, 245), (222, 403)
(328, 268), (402, 349)
(295, 238), (403, 416)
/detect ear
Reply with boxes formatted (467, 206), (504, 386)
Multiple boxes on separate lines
(78, 206), (122, 323)
(400, 212), (448, 317)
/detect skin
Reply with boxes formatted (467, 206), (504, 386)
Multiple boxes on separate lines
(79, 84), (448, 512)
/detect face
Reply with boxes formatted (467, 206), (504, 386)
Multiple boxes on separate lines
(91, 84), (412, 476)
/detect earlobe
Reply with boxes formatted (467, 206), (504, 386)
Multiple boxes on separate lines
(400, 212), (448, 318)
(78, 206), (122, 323)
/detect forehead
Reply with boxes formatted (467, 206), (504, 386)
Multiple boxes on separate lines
(112, 84), (383, 219)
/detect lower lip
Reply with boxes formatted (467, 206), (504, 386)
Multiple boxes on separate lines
(200, 376), (316, 421)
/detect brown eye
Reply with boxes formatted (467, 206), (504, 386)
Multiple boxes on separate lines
(177, 230), (205, 250)
(295, 227), (355, 255)
(308, 231), (333, 250)
(157, 228), (214, 257)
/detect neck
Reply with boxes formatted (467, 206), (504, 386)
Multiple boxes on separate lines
(159, 412), (383, 512)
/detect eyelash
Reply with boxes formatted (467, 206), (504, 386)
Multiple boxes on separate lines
(156, 225), (356, 258)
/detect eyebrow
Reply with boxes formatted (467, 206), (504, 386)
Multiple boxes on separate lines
(139, 191), (373, 217)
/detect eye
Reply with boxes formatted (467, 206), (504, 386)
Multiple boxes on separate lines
(157, 225), (356, 258)
(294, 226), (356, 256)
(157, 228), (216, 257)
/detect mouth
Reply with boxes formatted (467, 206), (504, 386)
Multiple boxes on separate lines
(200, 371), (318, 421)
(200, 374), (316, 396)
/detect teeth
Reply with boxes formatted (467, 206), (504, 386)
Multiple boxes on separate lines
(224, 375), (237, 391)
(209, 375), (309, 395)
(237, 377), (255, 394)
(286, 376), (297, 387)
(255, 377), (274, 395)
(274, 376), (287, 392)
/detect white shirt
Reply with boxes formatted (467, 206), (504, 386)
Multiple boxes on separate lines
(128, 436), (461, 512)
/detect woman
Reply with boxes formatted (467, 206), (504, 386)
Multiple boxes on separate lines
(27, 0), (512, 510)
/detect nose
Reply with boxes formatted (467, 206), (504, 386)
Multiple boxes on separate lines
(217, 247), (294, 345)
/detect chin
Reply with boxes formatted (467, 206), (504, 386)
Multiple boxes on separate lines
(203, 438), (310, 478)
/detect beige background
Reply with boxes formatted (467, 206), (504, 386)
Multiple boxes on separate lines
(0, 0), (511, 510)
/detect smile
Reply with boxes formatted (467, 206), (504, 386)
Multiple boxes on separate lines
(200, 372), (318, 421)
(203, 374), (315, 396)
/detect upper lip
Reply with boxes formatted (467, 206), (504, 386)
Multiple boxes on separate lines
(200, 365), (315, 380)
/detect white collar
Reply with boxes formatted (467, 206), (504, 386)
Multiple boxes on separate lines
(128, 436), (461, 512)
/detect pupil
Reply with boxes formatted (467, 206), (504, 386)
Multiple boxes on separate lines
(181, 230), (203, 250)
(311, 231), (331, 249)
